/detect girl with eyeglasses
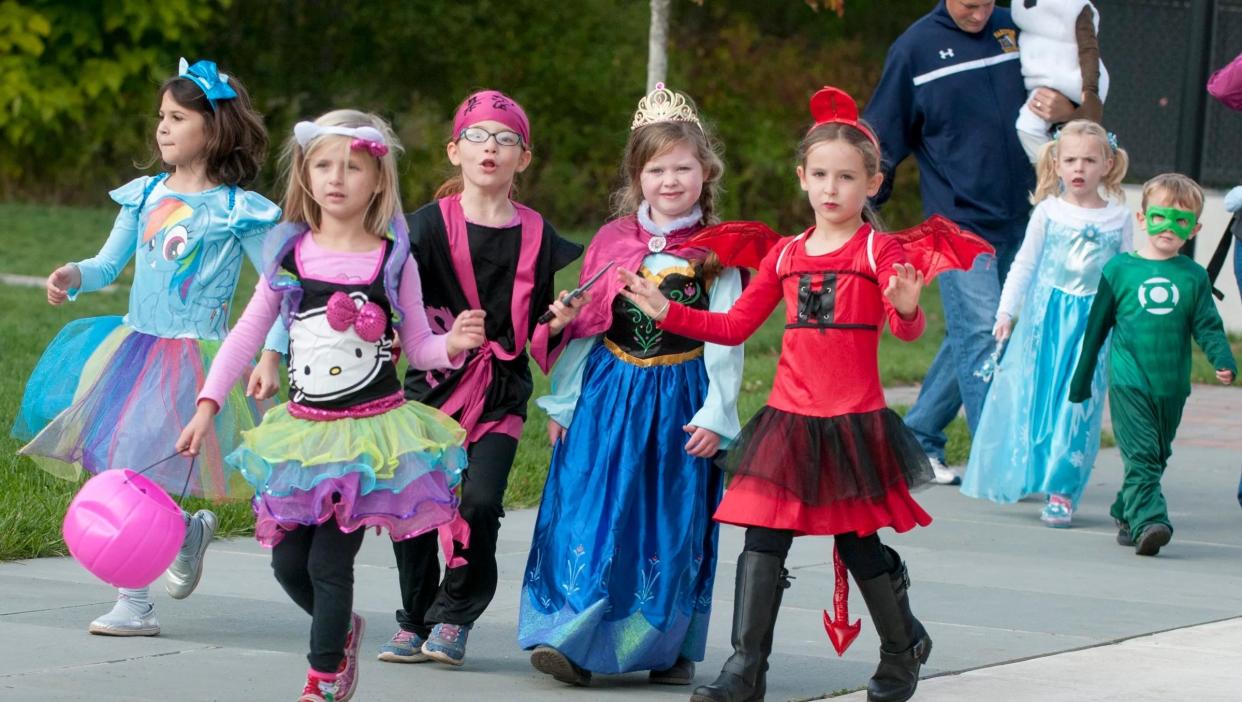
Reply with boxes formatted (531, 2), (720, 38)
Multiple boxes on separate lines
(378, 90), (585, 667)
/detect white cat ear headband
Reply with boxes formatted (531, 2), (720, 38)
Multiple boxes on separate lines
(293, 122), (389, 157)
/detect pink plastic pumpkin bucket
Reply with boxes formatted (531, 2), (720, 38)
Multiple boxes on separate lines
(62, 469), (186, 588)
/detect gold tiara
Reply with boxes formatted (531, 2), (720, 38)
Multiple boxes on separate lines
(631, 82), (701, 131)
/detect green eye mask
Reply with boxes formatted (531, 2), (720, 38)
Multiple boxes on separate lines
(1145, 206), (1197, 240)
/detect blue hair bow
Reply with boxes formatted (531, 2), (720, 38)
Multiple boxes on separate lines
(178, 57), (237, 111)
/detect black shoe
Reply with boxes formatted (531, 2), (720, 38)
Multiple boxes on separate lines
(1115, 520), (1134, 547)
(690, 551), (787, 702)
(1134, 524), (1172, 556)
(530, 645), (591, 686)
(649, 656), (695, 685)
(856, 548), (933, 702)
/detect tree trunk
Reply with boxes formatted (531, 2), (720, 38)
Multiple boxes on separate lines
(647, 0), (670, 91)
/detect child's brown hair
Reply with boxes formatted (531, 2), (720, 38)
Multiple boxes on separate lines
(610, 119), (725, 225)
(149, 72), (268, 186)
(796, 120), (885, 229)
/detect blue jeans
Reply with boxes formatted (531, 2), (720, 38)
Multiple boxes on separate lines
(905, 234), (1021, 462)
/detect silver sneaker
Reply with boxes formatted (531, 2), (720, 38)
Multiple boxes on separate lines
(927, 456), (961, 485)
(88, 591), (160, 636)
(165, 509), (217, 600)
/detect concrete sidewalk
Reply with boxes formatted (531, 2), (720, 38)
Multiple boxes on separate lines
(2, 394), (1241, 700)
(832, 617), (1242, 702)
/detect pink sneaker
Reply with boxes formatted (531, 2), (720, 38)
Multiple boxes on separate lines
(298, 673), (338, 702)
(336, 612), (365, 702)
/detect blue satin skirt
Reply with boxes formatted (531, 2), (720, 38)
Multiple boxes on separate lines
(518, 342), (723, 673)
(962, 288), (1109, 506)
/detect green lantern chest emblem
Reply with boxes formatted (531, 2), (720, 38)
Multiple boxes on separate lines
(1137, 276), (1179, 316)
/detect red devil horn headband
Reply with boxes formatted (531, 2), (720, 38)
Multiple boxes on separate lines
(808, 86), (880, 152)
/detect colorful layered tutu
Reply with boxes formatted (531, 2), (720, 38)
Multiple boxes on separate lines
(228, 400), (468, 547)
(19, 318), (267, 500)
(716, 406), (933, 536)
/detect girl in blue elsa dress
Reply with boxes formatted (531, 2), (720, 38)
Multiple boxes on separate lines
(962, 120), (1131, 527)
(13, 59), (285, 636)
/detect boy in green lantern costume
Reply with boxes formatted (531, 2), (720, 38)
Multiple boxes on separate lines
(1070, 173), (1236, 556)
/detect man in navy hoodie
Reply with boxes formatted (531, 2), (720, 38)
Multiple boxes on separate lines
(864, 0), (1074, 484)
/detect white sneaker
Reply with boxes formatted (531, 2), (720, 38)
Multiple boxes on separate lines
(927, 456), (961, 485)
(88, 591), (160, 636)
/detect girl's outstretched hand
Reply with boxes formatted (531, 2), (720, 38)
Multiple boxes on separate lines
(46, 264), (81, 305)
(884, 263), (924, 320)
(175, 401), (219, 457)
(545, 291), (592, 335)
(446, 309), (487, 357)
(246, 350), (283, 401)
(1217, 369), (1235, 385)
(617, 268), (671, 320)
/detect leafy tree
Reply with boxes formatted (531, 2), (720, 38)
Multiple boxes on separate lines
(0, 0), (229, 199)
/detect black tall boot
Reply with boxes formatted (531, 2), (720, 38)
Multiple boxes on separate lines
(690, 551), (785, 702)
(855, 547), (932, 702)
(751, 566), (792, 700)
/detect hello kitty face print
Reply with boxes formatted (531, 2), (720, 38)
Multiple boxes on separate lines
(289, 291), (393, 403)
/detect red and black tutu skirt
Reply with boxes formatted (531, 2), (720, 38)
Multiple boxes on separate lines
(716, 406), (933, 536)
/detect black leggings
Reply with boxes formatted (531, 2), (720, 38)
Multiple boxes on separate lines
(743, 526), (894, 581)
(271, 518), (366, 673)
(392, 433), (518, 636)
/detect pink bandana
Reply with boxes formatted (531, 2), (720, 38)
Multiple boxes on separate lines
(452, 90), (530, 145)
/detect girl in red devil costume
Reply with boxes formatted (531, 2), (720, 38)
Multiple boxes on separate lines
(619, 87), (989, 702)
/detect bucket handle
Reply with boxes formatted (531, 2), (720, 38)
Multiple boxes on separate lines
(125, 451), (197, 504)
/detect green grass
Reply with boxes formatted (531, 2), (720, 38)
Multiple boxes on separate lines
(0, 201), (1231, 559)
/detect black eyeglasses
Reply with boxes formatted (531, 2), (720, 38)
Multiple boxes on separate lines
(458, 126), (524, 147)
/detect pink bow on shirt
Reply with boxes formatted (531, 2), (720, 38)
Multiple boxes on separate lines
(326, 291), (386, 342)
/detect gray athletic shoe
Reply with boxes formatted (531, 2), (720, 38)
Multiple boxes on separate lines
(88, 591), (160, 636)
(165, 509), (217, 599)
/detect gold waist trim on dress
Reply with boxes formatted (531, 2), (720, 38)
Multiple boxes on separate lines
(603, 337), (704, 367)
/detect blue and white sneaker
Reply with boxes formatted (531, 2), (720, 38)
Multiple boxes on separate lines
(421, 623), (471, 666)
(165, 509), (217, 599)
(377, 629), (430, 663)
(1040, 495), (1073, 528)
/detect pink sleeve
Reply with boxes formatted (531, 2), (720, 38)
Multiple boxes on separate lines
(1208, 52), (1242, 111)
(875, 237), (926, 342)
(395, 255), (463, 371)
(529, 322), (569, 374)
(198, 278), (281, 407)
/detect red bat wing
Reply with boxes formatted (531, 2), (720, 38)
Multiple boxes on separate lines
(887, 215), (995, 280)
(686, 221), (784, 270)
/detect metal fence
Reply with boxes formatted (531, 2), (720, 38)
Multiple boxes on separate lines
(1096, 0), (1241, 187)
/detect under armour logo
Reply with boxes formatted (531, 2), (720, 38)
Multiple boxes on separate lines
(939, 48), (955, 60)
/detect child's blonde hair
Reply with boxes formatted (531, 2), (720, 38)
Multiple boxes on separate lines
(610, 119), (724, 224)
(280, 109), (404, 237)
(1140, 173), (1205, 216)
(1030, 120), (1128, 204)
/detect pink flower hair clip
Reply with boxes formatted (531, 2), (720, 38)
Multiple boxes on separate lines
(351, 138), (389, 157)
